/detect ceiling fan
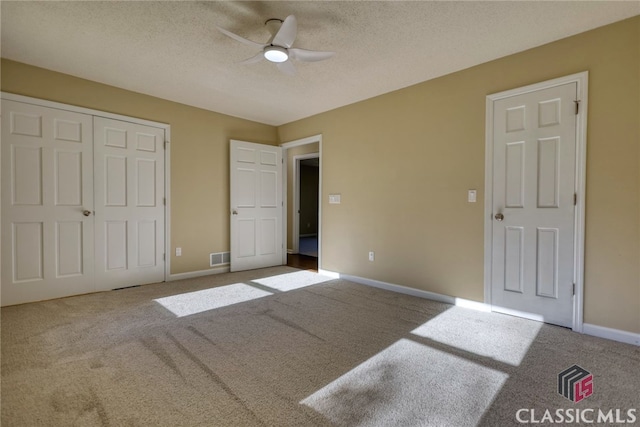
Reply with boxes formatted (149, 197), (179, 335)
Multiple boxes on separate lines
(217, 15), (335, 75)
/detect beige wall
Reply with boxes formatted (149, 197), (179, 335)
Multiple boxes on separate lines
(1, 59), (278, 274)
(278, 17), (640, 334)
(285, 142), (319, 250)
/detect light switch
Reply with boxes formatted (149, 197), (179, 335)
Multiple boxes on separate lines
(329, 194), (341, 204)
(468, 190), (477, 203)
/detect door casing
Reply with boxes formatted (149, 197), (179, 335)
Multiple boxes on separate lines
(483, 72), (588, 332)
(281, 135), (323, 270)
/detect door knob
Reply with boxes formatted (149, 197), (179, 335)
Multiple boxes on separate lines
(83, 210), (92, 217)
(232, 210), (238, 215)
(494, 213), (504, 221)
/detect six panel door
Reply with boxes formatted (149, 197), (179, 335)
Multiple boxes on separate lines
(230, 140), (283, 272)
(491, 82), (577, 327)
(93, 117), (165, 290)
(1, 100), (95, 305)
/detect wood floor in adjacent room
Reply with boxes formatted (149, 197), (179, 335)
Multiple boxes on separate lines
(286, 253), (318, 272)
(1, 266), (638, 426)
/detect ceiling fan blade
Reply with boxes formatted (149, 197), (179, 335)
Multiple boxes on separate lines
(239, 52), (264, 65)
(217, 26), (267, 50)
(272, 15), (297, 48)
(289, 48), (335, 62)
(276, 60), (296, 76)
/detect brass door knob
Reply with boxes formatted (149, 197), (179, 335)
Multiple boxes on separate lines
(494, 213), (504, 221)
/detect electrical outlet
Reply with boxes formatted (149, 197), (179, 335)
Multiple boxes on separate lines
(175, 247), (182, 257)
(368, 251), (375, 262)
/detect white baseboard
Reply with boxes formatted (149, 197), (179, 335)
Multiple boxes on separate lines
(336, 273), (638, 346)
(318, 269), (340, 279)
(287, 249), (294, 254)
(583, 323), (640, 346)
(167, 267), (640, 347)
(168, 265), (230, 281)
(338, 273), (490, 312)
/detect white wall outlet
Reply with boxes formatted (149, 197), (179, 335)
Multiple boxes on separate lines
(175, 247), (182, 257)
(329, 194), (341, 204)
(468, 189), (477, 203)
(368, 251), (375, 262)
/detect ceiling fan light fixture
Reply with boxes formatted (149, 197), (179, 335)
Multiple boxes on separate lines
(264, 46), (288, 63)
(219, 15), (333, 75)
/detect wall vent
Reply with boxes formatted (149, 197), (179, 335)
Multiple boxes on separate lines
(210, 252), (230, 267)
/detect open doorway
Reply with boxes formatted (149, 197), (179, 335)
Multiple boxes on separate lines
(297, 156), (319, 257)
(281, 136), (321, 273)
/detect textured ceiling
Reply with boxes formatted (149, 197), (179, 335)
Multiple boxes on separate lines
(2, 1), (638, 126)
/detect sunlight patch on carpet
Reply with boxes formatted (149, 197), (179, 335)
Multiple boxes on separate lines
(154, 283), (272, 317)
(301, 338), (508, 426)
(410, 307), (542, 366)
(252, 270), (333, 292)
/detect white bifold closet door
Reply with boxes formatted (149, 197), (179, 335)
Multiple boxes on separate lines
(1, 100), (95, 305)
(93, 117), (165, 291)
(1, 99), (166, 306)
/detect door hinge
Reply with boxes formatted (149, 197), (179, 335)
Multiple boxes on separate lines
(574, 100), (580, 115)
(163, 253), (165, 261)
(572, 283), (575, 296)
(164, 140), (169, 149)
(163, 197), (166, 206)
(573, 193), (577, 206)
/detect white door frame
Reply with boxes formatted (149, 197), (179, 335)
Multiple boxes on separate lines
(280, 134), (323, 269)
(0, 92), (172, 283)
(483, 72), (588, 332)
(292, 152), (320, 254)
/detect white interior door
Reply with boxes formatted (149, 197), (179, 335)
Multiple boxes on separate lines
(490, 82), (577, 327)
(1, 100), (94, 305)
(230, 140), (283, 272)
(93, 117), (165, 290)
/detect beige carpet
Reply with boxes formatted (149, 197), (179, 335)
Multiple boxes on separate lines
(2, 266), (639, 426)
